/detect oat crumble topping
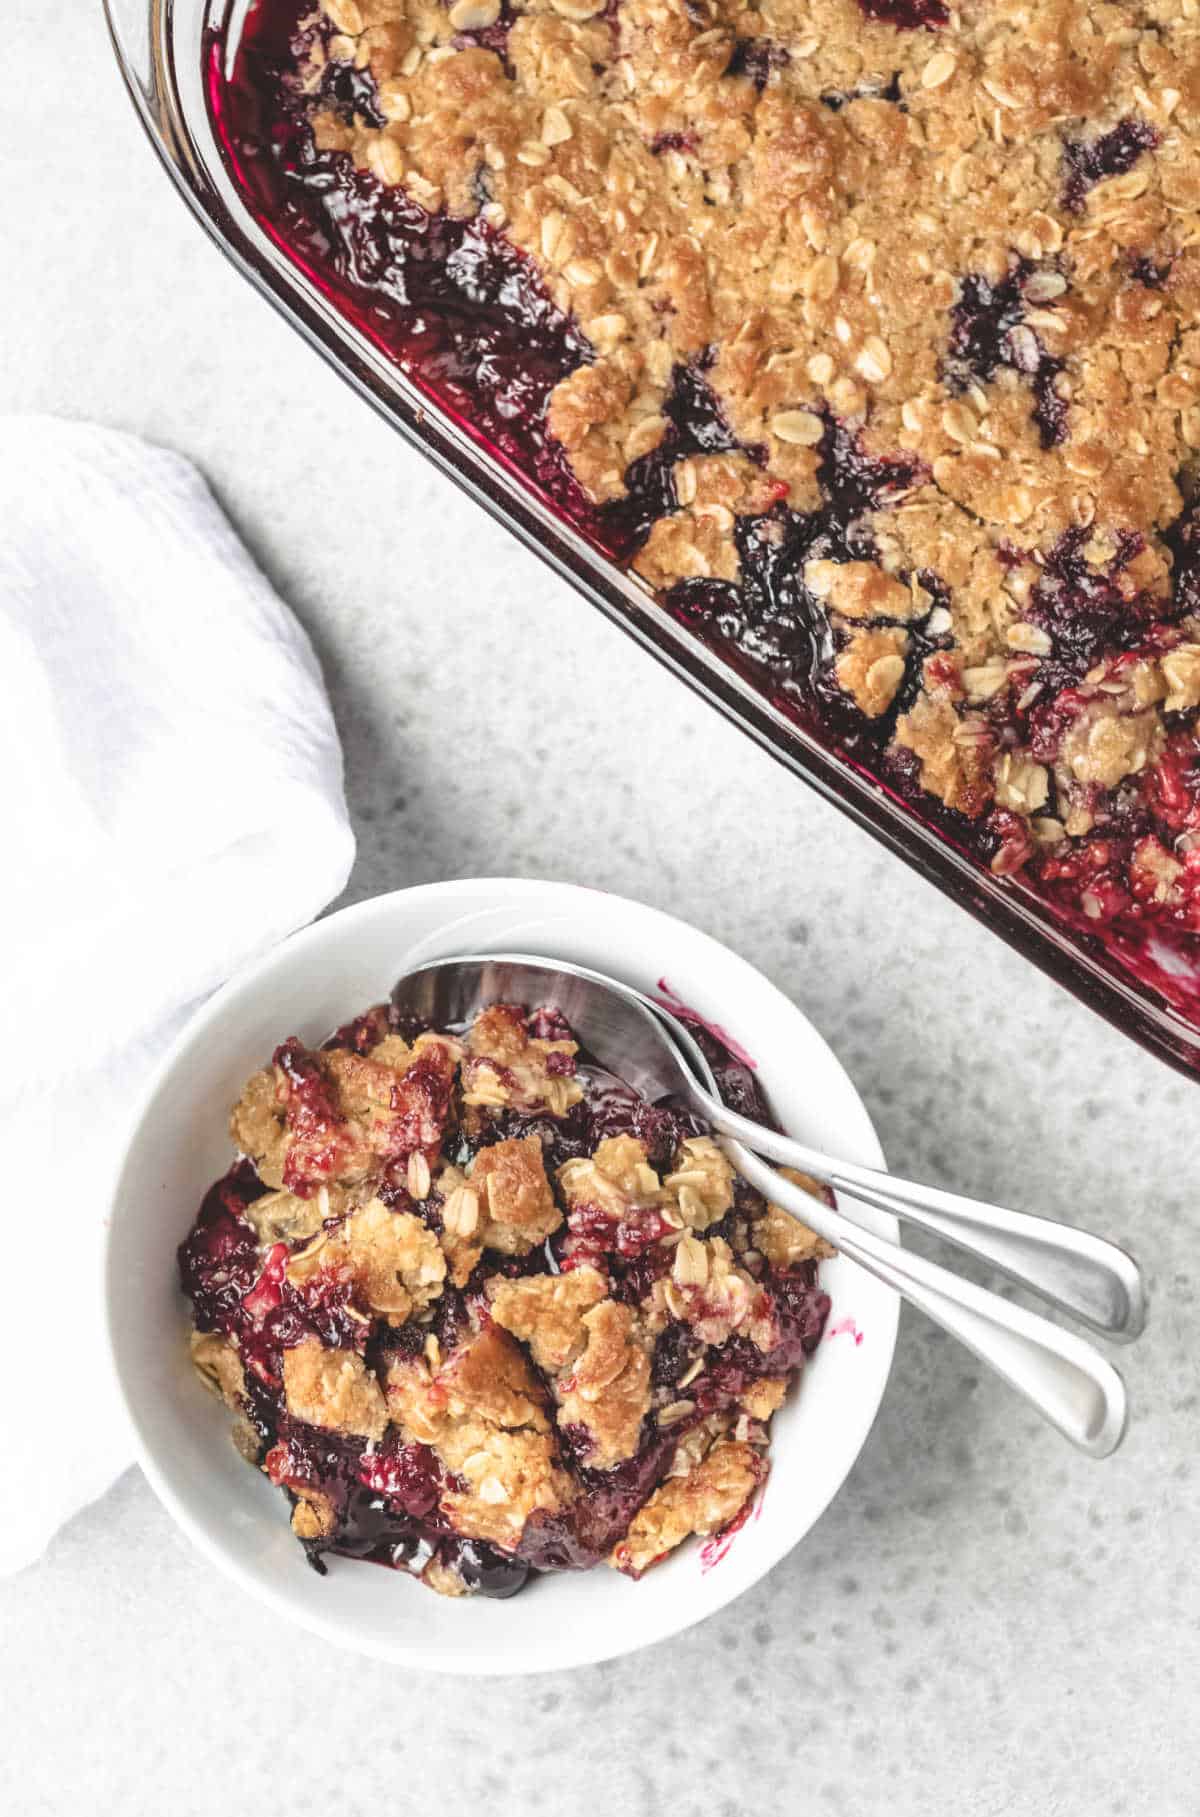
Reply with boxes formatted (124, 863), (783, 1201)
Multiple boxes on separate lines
(179, 993), (832, 1597)
(214, 0), (1200, 969)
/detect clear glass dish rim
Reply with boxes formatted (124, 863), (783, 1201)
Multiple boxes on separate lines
(102, 0), (1200, 1080)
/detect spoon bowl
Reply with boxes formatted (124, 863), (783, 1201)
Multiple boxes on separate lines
(391, 952), (702, 1101)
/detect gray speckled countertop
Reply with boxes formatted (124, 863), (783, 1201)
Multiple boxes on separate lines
(4, 7), (1197, 1812)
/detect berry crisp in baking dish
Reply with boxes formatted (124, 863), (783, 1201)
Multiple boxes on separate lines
(210, 0), (1200, 1009)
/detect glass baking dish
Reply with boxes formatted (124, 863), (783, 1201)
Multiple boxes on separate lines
(104, 0), (1200, 1078)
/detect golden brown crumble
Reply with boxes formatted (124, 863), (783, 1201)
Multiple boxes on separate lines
(189, 1330), (246, 1409)
(836, 625), (911, 717)
(431, 1160), (481, 1286)
(440, 1426), (570, 1548)
(421, 1555), (469, 1597)
(291, 1490), (337, 1540)
(286, 1196), (446, 1321)
(647, 1232), (777, 1348)
(230, 1027), (458, 1204)
(292, 0), (1200, 867)
(228, 1068), (289, 1187)
(487, 1269), (653, 1463)
(385, 1327), (573, 1547)
(436, 1323), (552, 1430)
(487, 1264), (609, 1370)
(470, 1134), (563, 1252)
(1059, 698), (1166, 785)
(663, 1412), (737, 1478)
(558, 1133), (663, 1223)
(754, 1169), (837, 1266)
(739, 1376), (789, 1419)
(282, 1338), (389, 1439)
(894, 688), (994, 815)
(636, 452), (784, 588)
(556, 1131), (736, 1248)
(238, 1185), (330, 1246)
(556, 1299), (653, 1466)
(1162, 642), (1200, 710)
(432, 1137), (563, 1282)
(200, 1346), (264, 1465)
(460, 1002), (583, 1116)
(805, 558), (930, 622)
(661, 1135), (737, 1228)
(612, 1439), (761, 1576)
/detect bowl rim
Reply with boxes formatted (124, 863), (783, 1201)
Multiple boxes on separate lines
(101, 877), (900, 1672)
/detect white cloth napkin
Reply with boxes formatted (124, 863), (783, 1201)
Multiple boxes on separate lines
(0, 417), (356, 1574)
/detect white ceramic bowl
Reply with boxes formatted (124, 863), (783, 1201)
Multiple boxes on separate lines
(104, 879), (899, 1673)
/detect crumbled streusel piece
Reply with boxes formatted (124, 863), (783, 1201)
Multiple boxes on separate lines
(754, 1170), (837, 1268)
(1059, 701), (1165, 788)
(282, 1338), (388, 1440)
(1161, 645), (1200, 714)
(894, 693), (994, 818)
(612, 1441), (762, 1578)
(489, 1270), (655, 1468)
(435, 1160), (484, 1286)
(558, 1134), (662, 1219)
(635, 508), (742, 589)
(189, 1330), (246, 1409)
(228, 1068), (289, 1189)
(460, 1003), (582, 1116)
(439, 1324), (551, 1431)
(650, 1234), (776, 1350)
(547, 354), (664, 507)
(994, 750), (1051, 815)
(739, 1377), (789, 1421)
(836, 626), (910, 718)
(385, 1325), (549, 1440)
(239, 1185), (330, 1247)
(230, 1029), (458, 1200)
(421, 1556), (469, 1599)
(290, 1491), (337, 1541)
(556, 1299), (652, 1468)
(806, 559), (928, 624)
(487, 1265), (609, 1372)
(660, 1135), (736, 1230)
(471, 1135), (563, 1254)
(286, 1197), (446, 1321)
(385, 1326), (572, 1548)
(440, 1426), (569, 1550)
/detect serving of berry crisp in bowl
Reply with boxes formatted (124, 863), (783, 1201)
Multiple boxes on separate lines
(107, 0), (1200, 1076)
(104, 879), (897, 1672)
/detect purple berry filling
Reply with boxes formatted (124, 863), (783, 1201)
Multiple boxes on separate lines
(1062, 117), (1159, 212)
(945, 261), (1068, 449)
(726, 38), (791, 90)
(664, 412), (929, 749)
(856, 0), (949, 25)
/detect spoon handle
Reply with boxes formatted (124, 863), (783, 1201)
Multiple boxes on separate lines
(696, 1096), (1144, 1344)
(725, 1139), (1127, 1459)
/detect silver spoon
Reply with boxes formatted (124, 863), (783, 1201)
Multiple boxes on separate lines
(396, 950), (1142, 1340)
(392, 953), (1133, 1458)
(662, 1008), (1144, 1343)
